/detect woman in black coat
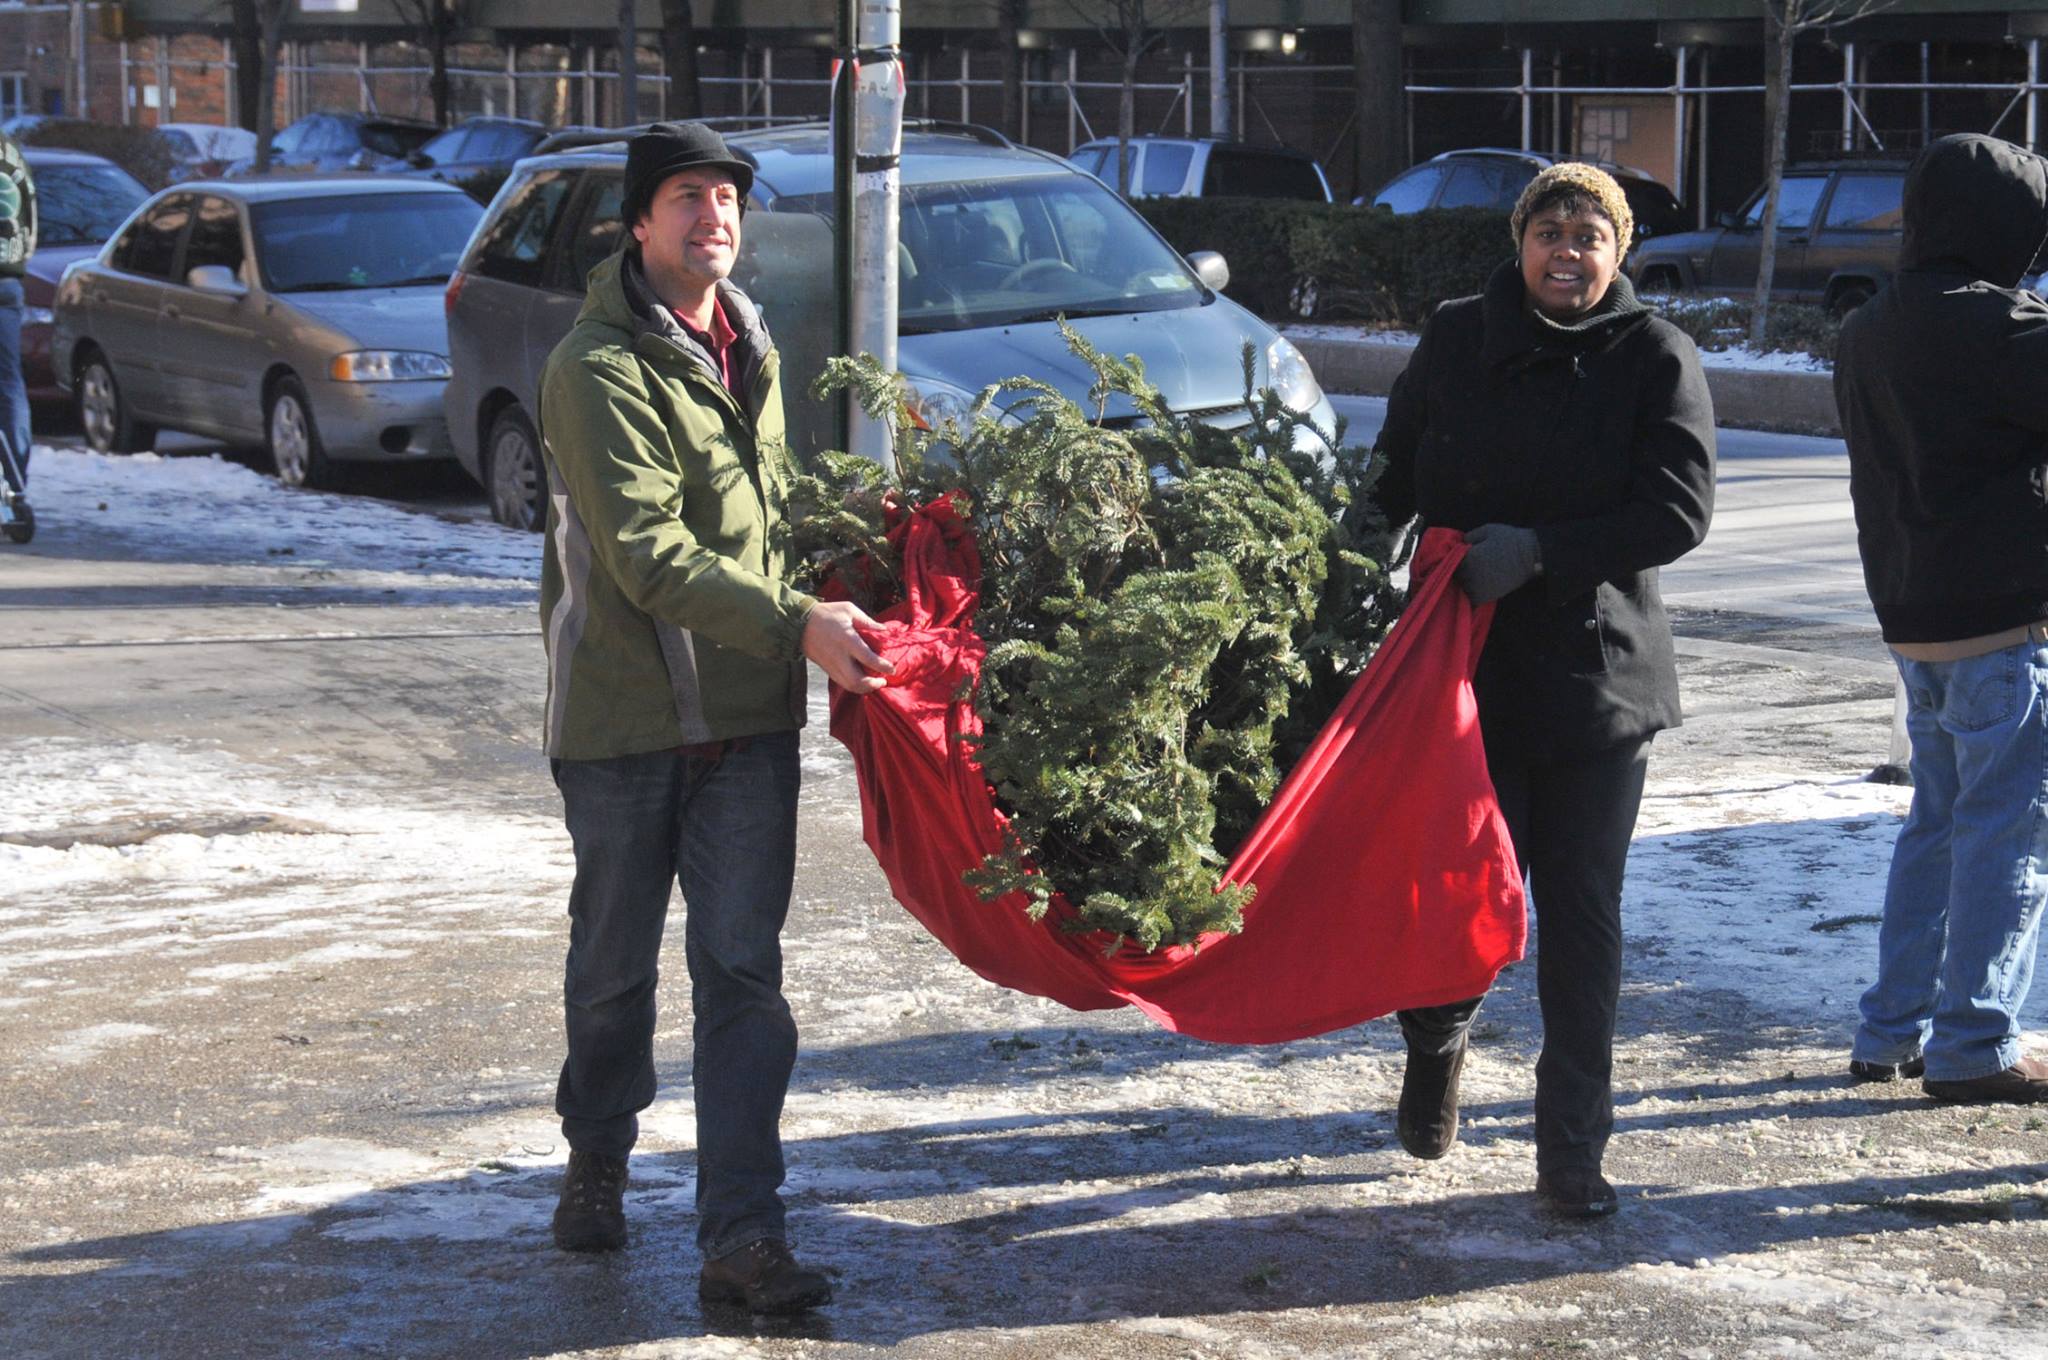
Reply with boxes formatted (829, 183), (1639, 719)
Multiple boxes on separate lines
(1367, 163), (1715, 1217)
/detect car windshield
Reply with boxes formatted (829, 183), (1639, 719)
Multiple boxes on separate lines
(37, 164), (150, 246)
(251, 192), (483, 292)
(360, 123), (436, 158)
(780, 173), (1204, 334)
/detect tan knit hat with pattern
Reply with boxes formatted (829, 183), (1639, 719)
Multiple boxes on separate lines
(1510, 162), (1634, 259)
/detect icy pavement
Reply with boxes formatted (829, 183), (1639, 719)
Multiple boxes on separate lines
(3, 447), (2047, 1359)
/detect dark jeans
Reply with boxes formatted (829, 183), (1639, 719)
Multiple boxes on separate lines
(1398, 731), (1652, 1175)
(0, 279), (26, 483)
(552, 731), (801, 1258)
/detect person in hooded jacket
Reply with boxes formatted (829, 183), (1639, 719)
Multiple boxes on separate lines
(535, 123), (895, 1311)
(1835, 133), (2048, 1104)
(1364, 162), (1716, 1217)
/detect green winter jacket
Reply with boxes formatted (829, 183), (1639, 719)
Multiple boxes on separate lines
(0, 135), (36, 277)
(537, 249), (815, 759)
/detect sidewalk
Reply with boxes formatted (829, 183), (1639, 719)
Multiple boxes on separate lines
(3, 447), (2045, 1359)
(1288, 324), (1845, 437)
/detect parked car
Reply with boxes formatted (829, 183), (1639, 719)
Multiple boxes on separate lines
(1629, 158), (1908, 314)
(21, 146), (151, 410)
(445, 122), (1338, 529)
(1369, 148), (1690, 247)
(157, 123), (258, 182)
(392, 116), (547, 185)
(54, 176), (484, 487)
(1069, 135), (1333, 202)
(236, 113), (439, 174)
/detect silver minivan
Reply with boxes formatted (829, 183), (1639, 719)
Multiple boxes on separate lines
(53, 176), (482, 487)
(444, 122), (1338, 529)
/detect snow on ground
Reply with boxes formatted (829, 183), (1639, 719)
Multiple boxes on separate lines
(9, 445), (2048, 1359)
(1283, 321), (1834, 373)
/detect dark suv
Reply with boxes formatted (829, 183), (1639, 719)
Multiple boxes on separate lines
(1370, 148), (1690, 246)
(1628, 159), (1908, 313)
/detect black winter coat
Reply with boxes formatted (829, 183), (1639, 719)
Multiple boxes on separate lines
(1835, 133), (2048, 644)
(1370, 264), (1717, 761)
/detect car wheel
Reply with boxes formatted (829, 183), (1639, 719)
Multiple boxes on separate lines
(1289, 274), (1322, 320)
(267, 376), (333, 489)
(485, 405), (546, 531)
(1639, 267), (1683, 297)
(1829, 283), (1875, 317)
(75, 350), (157, 455)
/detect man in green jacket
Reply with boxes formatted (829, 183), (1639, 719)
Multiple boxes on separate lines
(537, 122), (890, 1314)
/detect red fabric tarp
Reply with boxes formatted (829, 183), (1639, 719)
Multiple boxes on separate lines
(827, 502), (1526, 1044)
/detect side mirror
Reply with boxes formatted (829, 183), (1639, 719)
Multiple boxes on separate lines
(186, 264), (246, 296)
(1715, 210), (1741, 229)
(406, 148), (432, 168)
(1187, 250), (1230, 293)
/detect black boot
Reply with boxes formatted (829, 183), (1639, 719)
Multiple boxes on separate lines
(552, 1149), (629, 1252)
(1536, 1167), (1619, 1219)
(1397, 1033), (1468, 1160)
(700, 1239), (834, 1314)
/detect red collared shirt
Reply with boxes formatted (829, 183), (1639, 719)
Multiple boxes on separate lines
(672, 297), (737, 393)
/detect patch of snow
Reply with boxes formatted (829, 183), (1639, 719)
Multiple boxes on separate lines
(43, 1020), (161, 1065)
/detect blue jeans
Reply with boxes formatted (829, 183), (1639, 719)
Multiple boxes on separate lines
(1854, 641), (2048, 1081)
(0, 278), (26, 483)
(553, 731), (802, 1258)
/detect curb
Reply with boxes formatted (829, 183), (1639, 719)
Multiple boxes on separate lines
(1291, 333), (1843, 439)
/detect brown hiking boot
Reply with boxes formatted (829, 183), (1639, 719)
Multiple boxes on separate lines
(699, 1238), (833, 1315)
(1396, 1034), (1468, 1160)
(551, 1149), (628, 1252)
(1924, 1056), (2048, 1104)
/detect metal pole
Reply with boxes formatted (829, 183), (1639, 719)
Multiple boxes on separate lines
(1182, 51), (1193, 136)
(118, 39), (130, 125)
(70, 0), (87, 120)
(1673, 44), (1688, 197)
(1209, 0), (1229, 137)
(505, 42), (517, 120)
(1697, 47), (1711, 229)
(1067, 48), (1077, 151)
(1520, 47), (1532, 150)
(850, 0), (903, 473)
(224, 36), (236, 127)
(960, 47), (969, 123)
(1235, 63), (1244, 138)
(832, 3), (856, 455)
(762, 46), (773, 123)
(1551, 51), (1562, 153)
(358, 40), (370, 114)
(2029, 38), (2040, 150)
(1920, 41), (1930, 146)
(1842, 41), (1855, 151)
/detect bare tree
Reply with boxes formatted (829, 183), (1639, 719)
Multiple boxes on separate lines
(227, 0), (262, 133)
(386, 0), (459, 126)
(616, 0), (638, 126)
(250, 0), (290, 174)
(1351, 0), (1404, 203)
(1066, 0), (1201, 196)
(660, 0), (703, 119)
(1750, 0), (1891, 343)
(996, 0), (1027, 141)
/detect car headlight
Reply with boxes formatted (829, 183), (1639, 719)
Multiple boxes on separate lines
(904, 380), (976, 433)
(22, 306), (52, 326)
(328, 350), (452, 382)
(1264, 335), (1323, 412)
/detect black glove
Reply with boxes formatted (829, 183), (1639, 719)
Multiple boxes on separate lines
(1454, 523), (1541, 604)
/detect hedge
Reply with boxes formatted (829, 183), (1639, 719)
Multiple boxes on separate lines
(1134, 198), (1514, 327)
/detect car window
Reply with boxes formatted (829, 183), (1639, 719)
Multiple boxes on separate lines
(473, 126), (537, 161)
(1741, 174), (1826, 230)
(419, 126), (470, 164)
(252, 191), (483, 292)
(1617, 175), (1688, 238)
(360, 122), (434, 158)
(1823, 172), (1905, 230)
(182, 195), (245, 279)
(469, 169), (576, 286)
(35, 163), (148, 246)
(1438, 161), (1508, 209)
(1071, 146), (1110, 178)
(566, 172), (627, 289)
(778, 172), (1202, 334)
(111, 194), (192, 279)
(1373, 164), (1445, 213)
(1140, 143), (1192, 196)
(1202, 148), (1324, 199)
(304, 117), (349, 156)
(271, 120), (307, 156)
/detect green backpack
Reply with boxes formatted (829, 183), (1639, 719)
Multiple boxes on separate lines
(0, 136), (37, 274)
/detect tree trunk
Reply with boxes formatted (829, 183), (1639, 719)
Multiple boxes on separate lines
(252, 0), (288, 174)
(998, 0), (1025, 142)
(1762, 6), (1785, 182)
(616, 0), (638, 126)
(1209, 0), (1229, 137)
(230, 0), (263, 133)
(1750, 2), (1796, 346)
(660, 0), (702, 119)
(1351, 0), (1405, 203)
(428, 0), (451, 127)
